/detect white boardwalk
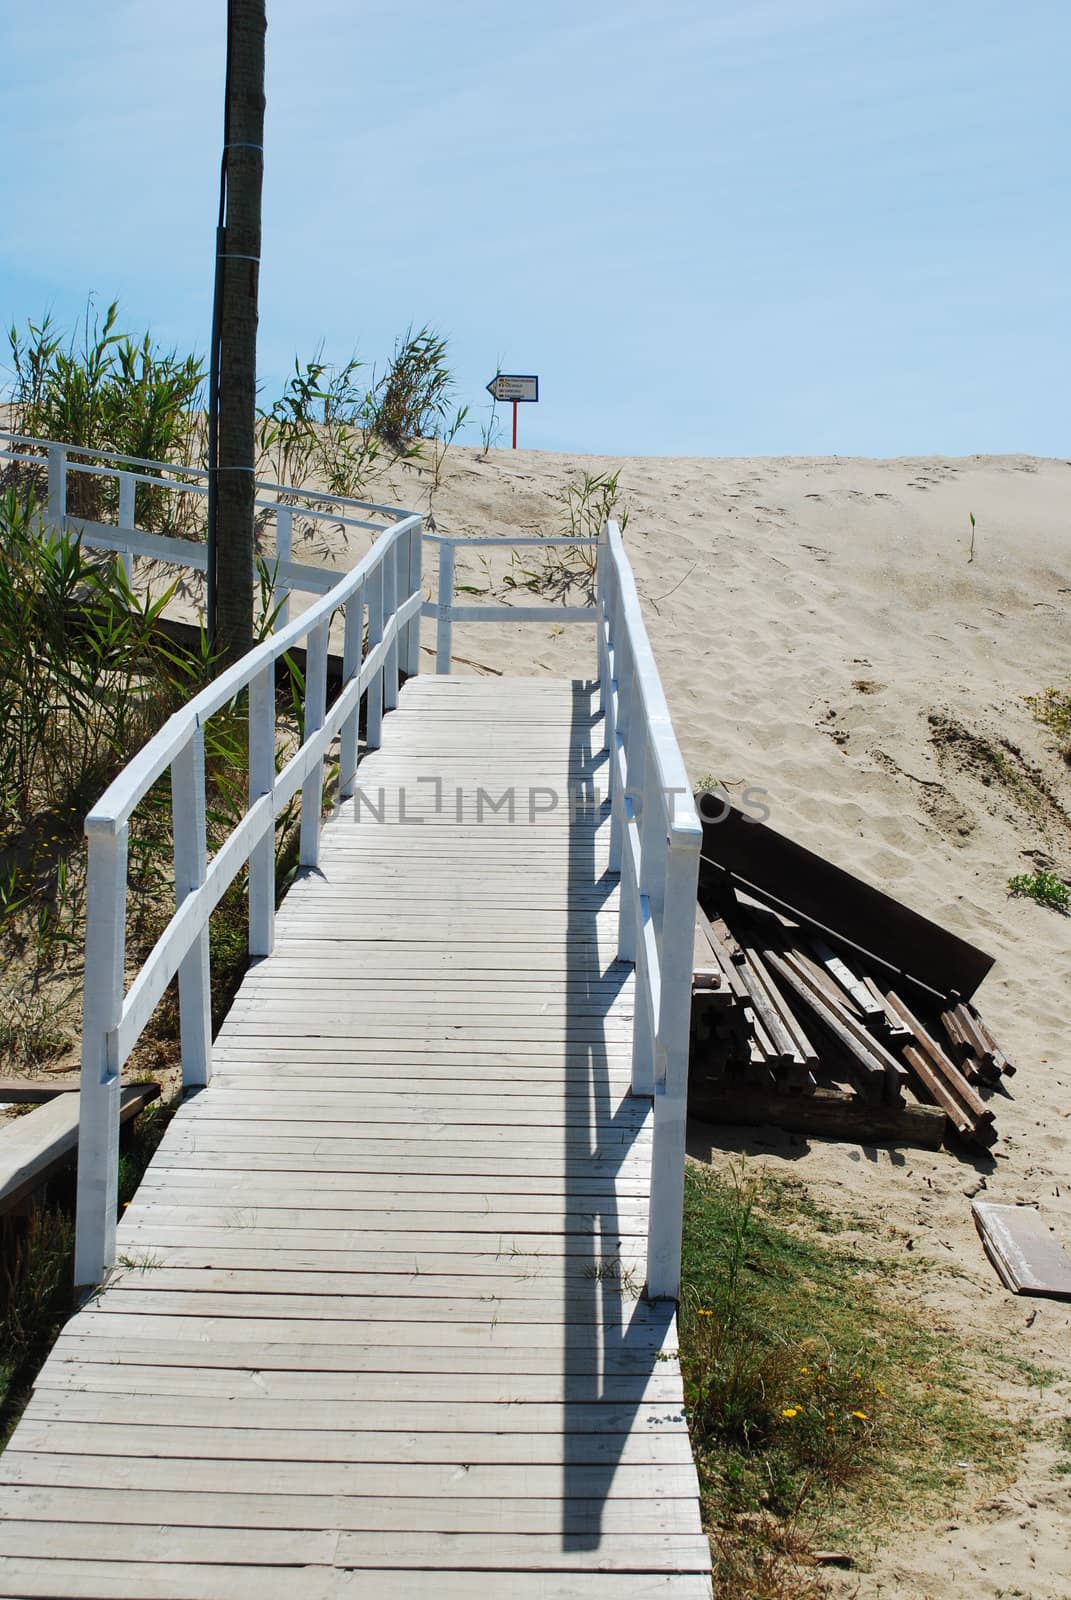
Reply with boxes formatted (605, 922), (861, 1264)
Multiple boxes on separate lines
(0, 678), (711, 1599)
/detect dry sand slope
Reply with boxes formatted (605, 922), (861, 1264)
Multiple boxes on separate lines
(315, 447), (1070, 1596)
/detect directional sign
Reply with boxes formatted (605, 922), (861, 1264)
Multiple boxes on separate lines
(486, 373), (539, 403)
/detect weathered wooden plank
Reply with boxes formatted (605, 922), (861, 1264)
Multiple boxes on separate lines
(22, 1391), (689, 1435)
(105, 1243), (647, 1276)
(0, 1084), (159, 1214)
(142, 1154), (652, 1183)
(135, 1170), (651, 1196)
(972, 1201), (1071, 1297)
(0, 1483), (703, 1534)
(0, 1450), (699, 1502)
(0, 1079), (81, 1103)
(0, 1519), (711, 1573)
(5, 1420), (688, 1465)
(0, 1558), (715, 1600)
(87, 1289), (654, 1326)
(32, 1361), (682, 1405)
(124, 1185), (651, 1216)
(115, 1207), (651, 1239)
(47, 1334), (670, 1375)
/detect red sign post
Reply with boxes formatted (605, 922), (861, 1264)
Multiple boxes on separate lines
(485, 374), (539, 449)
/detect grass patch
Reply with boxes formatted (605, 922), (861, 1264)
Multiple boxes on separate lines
(1007, 869), (1070, 914)
(680, 1164), (1025, 1594)
(0, 1203), (74, 1447)
(1025, 686), (1071, 762)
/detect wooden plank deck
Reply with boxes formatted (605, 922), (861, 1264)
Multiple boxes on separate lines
(0, 677), (712, 1599)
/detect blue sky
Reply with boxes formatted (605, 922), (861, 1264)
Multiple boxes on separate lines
(1, 0), (1066, 457)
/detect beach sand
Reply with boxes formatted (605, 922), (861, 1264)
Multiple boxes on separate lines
(317, 444), (1069, 1597)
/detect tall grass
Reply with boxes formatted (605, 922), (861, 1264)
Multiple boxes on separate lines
(6, 300), (204, 528)
(257, 350), (381, 501)
(366, 325), (454, 451)
(504, 470), (629, 602)
(0, 489), (199, 842)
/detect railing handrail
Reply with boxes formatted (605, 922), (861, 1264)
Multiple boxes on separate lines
(0, 428), (211, 476)
(597, 518), (701, 1301)
(602, 521), (700, 846)
(85, 512), (420, 836)
(0, 429), (413, 522)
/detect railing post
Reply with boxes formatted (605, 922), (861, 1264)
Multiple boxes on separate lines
(172, 728), (212, 1087)
(339, 582), (365, 801)
(117, 473), (136, 588)
(275, 507), (293, 628)
(631, 743), (659, 1095)
(74, 824), (128, 1289)
(46, 445), (67, 535)
(248, 663), (276, 957)
(596, 532), (609, 732)
(300, 619), (330, 867)
(611, 648), (634, 887)
(436, 540), (455, 674)
(383, 537), (400, 711)
(646, 828), (702, 1302)
(405, 521), (423, 679)
(365, 561), (385, 751)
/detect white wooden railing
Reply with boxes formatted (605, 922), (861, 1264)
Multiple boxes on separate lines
(0, 430), (398, 623)
(422, 532), (594, 670)
(597, 520), (702, 1300)
(3, 433), (700, 1301)
(70, 506), (423, 1287)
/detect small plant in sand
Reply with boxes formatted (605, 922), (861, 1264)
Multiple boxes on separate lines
(1007, 869), (1070, 913)
(1024, 686), (1071, 763)
(256, 349), (381, 504)
(505, 469), (630, 603)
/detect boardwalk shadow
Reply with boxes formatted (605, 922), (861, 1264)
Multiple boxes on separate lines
(561, 679), (675, 1550)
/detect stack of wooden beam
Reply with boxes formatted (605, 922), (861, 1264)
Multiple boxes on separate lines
(690, 898), (1013, 1150)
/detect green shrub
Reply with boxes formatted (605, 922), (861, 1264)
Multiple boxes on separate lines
(366, 325), (453, 451)
(0, 489), (201, 848)
(1007, 869), (1070, 912)
(6, 299), (204, 527)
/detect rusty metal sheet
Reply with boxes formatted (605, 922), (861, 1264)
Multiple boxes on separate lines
(698, 803), (996, 1002)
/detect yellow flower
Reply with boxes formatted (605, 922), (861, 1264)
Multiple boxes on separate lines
(799, 1366), (809, 1374)
(852, 1409), (868, 1420)
(781, 1407), (799, 1418)
(697, 1309), (713, 1317)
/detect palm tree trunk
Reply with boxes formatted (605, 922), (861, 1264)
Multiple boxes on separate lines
(215, 0), (266, 663)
